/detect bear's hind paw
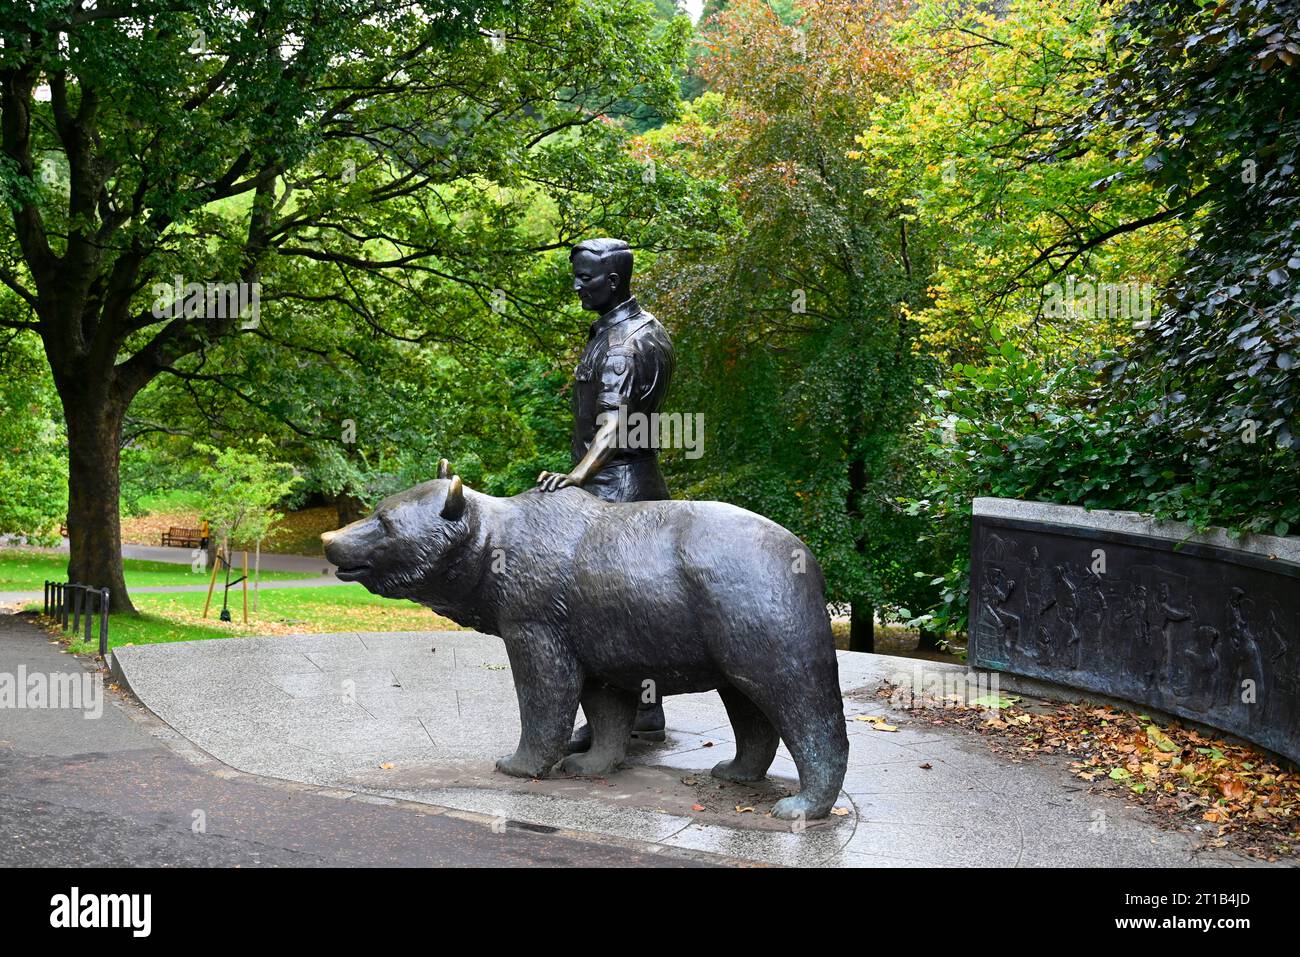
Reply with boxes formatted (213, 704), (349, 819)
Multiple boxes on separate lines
(771, 793), (836, 821)
(558, 752), (623, 777)
(711, 758), (768, 784)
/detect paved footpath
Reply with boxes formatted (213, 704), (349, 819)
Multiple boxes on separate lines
(105, 627), (1285, 868)
(0, 614), (714, 867)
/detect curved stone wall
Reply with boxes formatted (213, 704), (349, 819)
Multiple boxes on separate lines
(968, 498), (1300, 764)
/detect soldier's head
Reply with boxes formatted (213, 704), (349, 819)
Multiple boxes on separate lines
(570, 238), (632, 314)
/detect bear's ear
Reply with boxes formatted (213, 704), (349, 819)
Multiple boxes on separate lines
(441, 475), (465, 521)
(437, 458), (451, 479)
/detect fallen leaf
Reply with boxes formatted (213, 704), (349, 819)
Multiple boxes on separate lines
(830, 807), (850, 816)
(691, 804), (706, 812)
(735, 805), (754, 813)
(1146, 725), (1179, 753)
(1221, 778), (1247, 801)
(972, 693), (1020, 709)
(379, 762), (394, 770)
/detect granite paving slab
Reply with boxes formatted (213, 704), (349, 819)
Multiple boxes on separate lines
(111, 630), (1274, 868)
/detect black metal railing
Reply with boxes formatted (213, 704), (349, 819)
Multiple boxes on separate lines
(43, 581), (111, 657)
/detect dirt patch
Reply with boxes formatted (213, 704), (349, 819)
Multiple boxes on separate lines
(263, 507), (338, 556)
(830, 619), (966, 664)
(122, 505), (339, 556)
(121, 509), (202, 547)
(868, 680), (1300, 863)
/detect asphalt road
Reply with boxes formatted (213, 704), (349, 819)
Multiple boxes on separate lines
(0, 613), (712, 868)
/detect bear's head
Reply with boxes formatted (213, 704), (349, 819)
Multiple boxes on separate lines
(321, 459), (472, 604)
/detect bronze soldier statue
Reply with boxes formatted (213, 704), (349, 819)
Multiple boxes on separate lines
(536, 237), (675, 752)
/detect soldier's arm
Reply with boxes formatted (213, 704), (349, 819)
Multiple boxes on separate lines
(538, 348), (635, 493)
(537, 413), (619, 492)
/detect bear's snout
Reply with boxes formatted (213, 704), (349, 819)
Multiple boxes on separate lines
(323, 521), (380, 582)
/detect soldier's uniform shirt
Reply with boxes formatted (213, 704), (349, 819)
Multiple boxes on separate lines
(571, 296), (675, 503)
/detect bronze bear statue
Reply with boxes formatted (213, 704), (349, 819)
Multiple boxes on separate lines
(322, 464), (849, 819)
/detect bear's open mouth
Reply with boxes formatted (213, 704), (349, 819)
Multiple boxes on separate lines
(334, 563), (371, 581)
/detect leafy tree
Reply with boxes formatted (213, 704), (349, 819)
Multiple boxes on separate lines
(0, 330), (64, 540)
(126, 316), (577, 526)
(1081, 0), (1300, 459)
(859, 0), (1186, 365)
(646, 0), (930, 650)
(0, 0), (718, 609)
(197, 442), (301, 552)
(880, 0), (1300, 635)
(194, 441), (301, 613)
(914, 339), (1300, 635)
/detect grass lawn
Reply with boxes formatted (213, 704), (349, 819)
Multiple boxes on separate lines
(0, 549), (314, 591)
(29, 583), (461, 655)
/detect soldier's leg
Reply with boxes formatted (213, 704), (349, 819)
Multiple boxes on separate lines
(567, 693), (664, 751)
(559, 683), (638, 776)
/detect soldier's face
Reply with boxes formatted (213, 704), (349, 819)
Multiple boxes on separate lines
(572, 250), (620, 313)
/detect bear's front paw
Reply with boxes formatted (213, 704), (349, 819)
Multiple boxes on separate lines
(494, 751), (554, 779)
(558, 751), (622, 777)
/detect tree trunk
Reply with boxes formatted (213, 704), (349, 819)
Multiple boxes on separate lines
(846, 449), (873, 653)
(62, 389), (135, 613)
(334, 493), (367, 527)
(850, 597), (875, 653)
(915, 628), (944, 654)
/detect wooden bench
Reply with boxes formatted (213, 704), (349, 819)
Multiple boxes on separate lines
(161, 526), (208, 549)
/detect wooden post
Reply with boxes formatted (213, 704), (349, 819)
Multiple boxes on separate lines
(242, 548), (249, 624)
(253, 540), (261, 614)
(202, 540), (222, 618)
